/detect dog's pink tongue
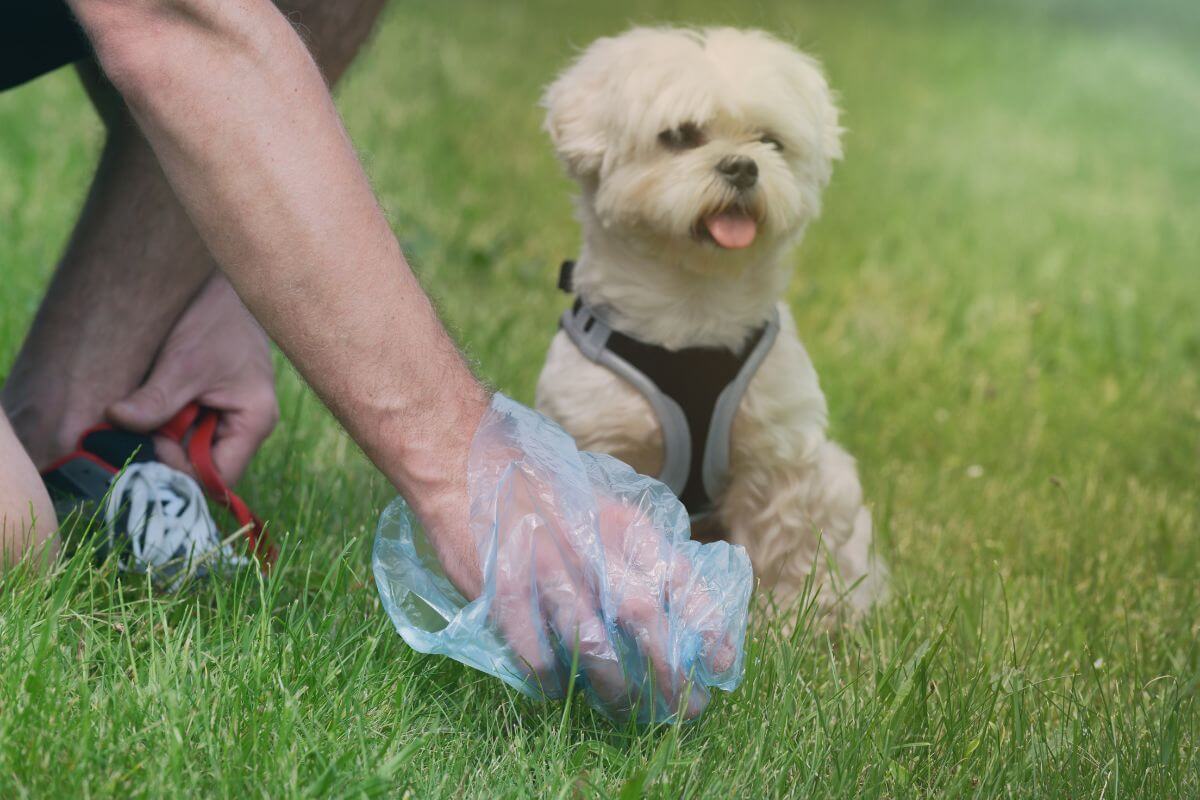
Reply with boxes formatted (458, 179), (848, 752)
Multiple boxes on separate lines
(704, 212), (758, 249)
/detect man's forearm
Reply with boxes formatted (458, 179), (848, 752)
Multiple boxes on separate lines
(67, 0), (489, 520)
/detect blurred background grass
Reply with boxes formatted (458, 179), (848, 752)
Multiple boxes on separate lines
(1, 0), (1198, 796)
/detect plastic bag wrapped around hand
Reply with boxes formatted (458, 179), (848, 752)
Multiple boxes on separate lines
(373, 393), (753, 724)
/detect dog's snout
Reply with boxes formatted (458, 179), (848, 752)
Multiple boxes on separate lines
(717, 156), (758, 190)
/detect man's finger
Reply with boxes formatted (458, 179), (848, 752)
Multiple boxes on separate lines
(494, 586), (562, 697)
(150, 435), (193, 478)
(106, 362), (193, 432)
(209, 408), (274, 486)
(543, 583), (629, 714)
(616, 592), (708, 720)
(489, 501), (564, 697)
(666, 552), (737, 675)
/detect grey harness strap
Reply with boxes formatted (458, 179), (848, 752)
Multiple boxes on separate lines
(559, 273), (779, 517)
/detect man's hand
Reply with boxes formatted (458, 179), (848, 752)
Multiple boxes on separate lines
(486, 478), (734, 719)
(408, 397), (744, 721)
(107, 275), (278, 485)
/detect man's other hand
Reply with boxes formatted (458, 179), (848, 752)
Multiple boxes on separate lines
(107, 274), (278, 485)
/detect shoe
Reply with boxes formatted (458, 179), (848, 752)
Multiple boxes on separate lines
(42, 404), (272, 589)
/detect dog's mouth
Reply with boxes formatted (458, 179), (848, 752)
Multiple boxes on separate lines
(695, 204), (760, 250)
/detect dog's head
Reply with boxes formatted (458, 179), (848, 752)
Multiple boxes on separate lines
(543, 27), (842, 273)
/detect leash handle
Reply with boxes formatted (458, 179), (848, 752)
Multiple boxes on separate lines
(160, 403), (277, 567)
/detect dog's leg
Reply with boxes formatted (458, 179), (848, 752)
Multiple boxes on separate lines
(722, 439), (885, 628)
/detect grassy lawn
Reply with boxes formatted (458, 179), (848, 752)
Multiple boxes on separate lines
(2, 0), (1199, 795)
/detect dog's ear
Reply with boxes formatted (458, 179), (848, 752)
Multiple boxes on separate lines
(793, 52), (844, 172)
(773, 39), (843, 176)
(541, 45), (613, 181)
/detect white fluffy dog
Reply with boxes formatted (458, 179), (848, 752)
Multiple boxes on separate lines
(534, 27), (885, 622)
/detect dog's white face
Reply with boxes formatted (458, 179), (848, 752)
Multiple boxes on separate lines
(543, 27), (842, 274)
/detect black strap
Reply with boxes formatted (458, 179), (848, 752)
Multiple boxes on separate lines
(556, 259), (765, 514)
(605, 326), (765, 513)
(558, 260), (576, 293)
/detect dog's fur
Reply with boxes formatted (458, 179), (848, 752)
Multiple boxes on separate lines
(534, 27), (885, 621)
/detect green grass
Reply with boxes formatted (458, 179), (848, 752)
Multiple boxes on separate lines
(2, 0), (1199, 795)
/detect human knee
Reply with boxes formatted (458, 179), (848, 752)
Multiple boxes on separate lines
(0, 432), (59, 564)
(3, 492), (59, 549)
(68, 1), (163, 101)
(70, 0), (292, 107)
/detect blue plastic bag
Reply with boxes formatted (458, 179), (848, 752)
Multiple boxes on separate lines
(373, 394), (753, 724)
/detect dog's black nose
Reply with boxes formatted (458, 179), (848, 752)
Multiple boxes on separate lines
(717, 156), (758, 190)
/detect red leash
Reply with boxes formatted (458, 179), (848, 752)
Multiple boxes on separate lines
(159, 403), (277, 567)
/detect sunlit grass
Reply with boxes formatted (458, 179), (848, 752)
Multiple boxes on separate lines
(0, 0), (1197, 795)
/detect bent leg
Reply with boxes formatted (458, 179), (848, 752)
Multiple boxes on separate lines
(2, 78), (212, 467)
(0, 409), (57, 568)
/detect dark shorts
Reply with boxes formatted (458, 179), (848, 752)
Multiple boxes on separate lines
(1, 2), (91, 92)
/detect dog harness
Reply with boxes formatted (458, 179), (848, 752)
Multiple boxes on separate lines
(557, 260), (779, 517)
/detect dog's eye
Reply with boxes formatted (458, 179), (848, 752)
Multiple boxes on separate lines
(760, 134), (784, 152)
(658, 122), (706, 151)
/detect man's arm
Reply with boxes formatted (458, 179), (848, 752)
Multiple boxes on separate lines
(4, 0), (383, 475)
(66, 0), (487, 592)
(65, 1), (736, 719)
